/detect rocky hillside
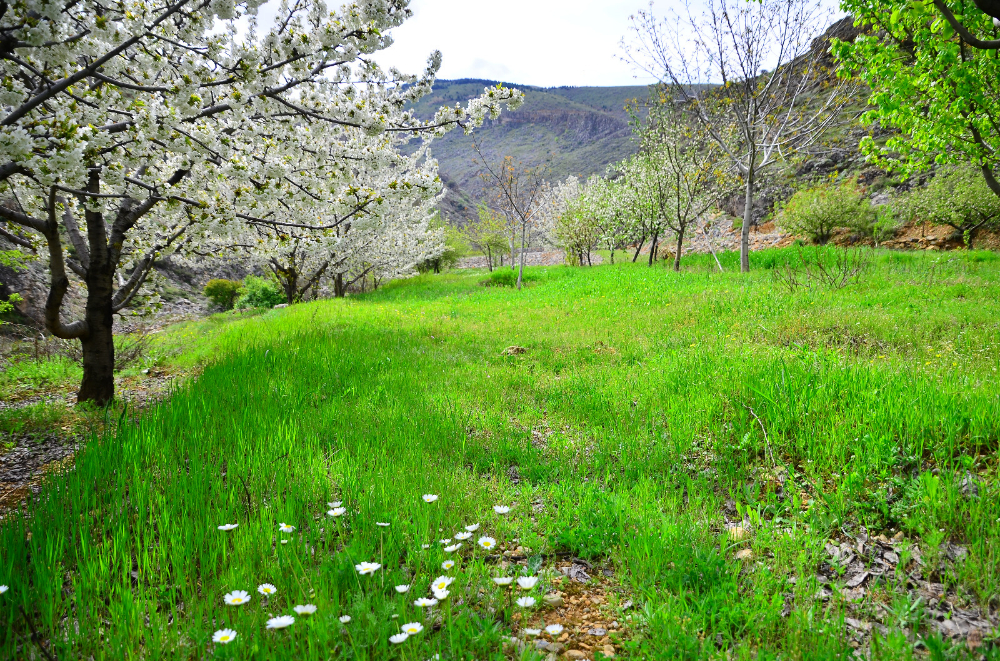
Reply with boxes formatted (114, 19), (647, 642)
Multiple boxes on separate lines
(409, 80), (649, 222)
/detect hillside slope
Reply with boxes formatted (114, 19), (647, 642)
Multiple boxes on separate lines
(411, 80), (649, 222)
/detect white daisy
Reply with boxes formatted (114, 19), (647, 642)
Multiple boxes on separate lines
(523, 628), (541, 636)
(327, 507), (347, 517)
(492, 577), (513, 586)
(339, 615), (351, 623)
(438, 539), (452, 544)
(432, 576), (455, 592)
(433, 588), (450, 600)
(213, 628), (237, 644)
(516, 596), (536, 607)
(422, 494), (439, 503)
(465, 523), (481, 532)
(444, 544), (462, 553)
(280, 540), (288, 545)
(493, 505), (510, 515)
(355, 562), (381, 575)
(401, 622), (425, 635)
(454, 532), (472, 540)
(478, 536), (497, 550)
(266, 615), (295, 629)
(0, 585), (8, 595)
(545, 624), (564, 635)
(376, 522), (390, 527)
(278, 523), (295, 533)
(224, 590), (250, 605)
(517, 576), (538, 590)
(413, 597), (438, 607)
(422, 544), (431, 549)
(327, 501), (342, 508)
(293, 604), (317, 615)
(258, 583), (277, 596)
(441, 560), (455, 570)
(395, 584), (410, 593)
(217, 524), (238, 531)
(389, 633), (409, 644)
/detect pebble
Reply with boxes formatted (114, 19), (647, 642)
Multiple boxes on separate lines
(543, 592), (564, 608)
(735, 549), (753, 561)
(566, 651), (587, 659)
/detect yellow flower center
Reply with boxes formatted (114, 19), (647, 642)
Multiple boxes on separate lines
(220, 635), (230, 642)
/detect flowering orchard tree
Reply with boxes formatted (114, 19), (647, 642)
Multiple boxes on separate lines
(0, 0), (522, 405)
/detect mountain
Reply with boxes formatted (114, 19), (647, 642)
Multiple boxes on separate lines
(408, 79), (650, 223)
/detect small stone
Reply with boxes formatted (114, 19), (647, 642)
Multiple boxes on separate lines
(558, 633), (569, 643)
(602, 644), (616, 658)
(543, 592), (564, 608)
(566, 651), (587, 659)
(587, 628), (607, 636)
(728, 526), (749, 540)
(547, 643), (564, 653)
(734, 549), (753, 561)
(534, 640), (551, 651)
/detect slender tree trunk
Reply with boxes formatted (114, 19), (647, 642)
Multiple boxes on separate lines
(648, 230), (659, 267)
(334, 272), (345, 298)
(632, 234), (646, 262)
(673, 227), (685, 272)
(741, 167), (755, 273)
(78, 262), (116, 406)
(516, 222), (527, 290)
(486, 246), (493, 271)
(510, 230), (516, 270)
(586, 250), (592, 266)
(610, 247), (615, 264)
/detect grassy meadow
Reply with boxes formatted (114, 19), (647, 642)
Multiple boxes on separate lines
(2, 247), (999, 660)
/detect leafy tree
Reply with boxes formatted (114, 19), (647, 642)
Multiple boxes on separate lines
(777, 180), (874, 244)
(834, 0), (1000, 198)
(462, 204), (509, 271)
(898, 166), (1000, 247)
(203, 279), (244, 310)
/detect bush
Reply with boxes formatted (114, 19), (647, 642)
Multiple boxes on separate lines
(897, 165), (1000, 248)
(203, 279), (243, 310)
(778, 181), (874, 244)
(487, 269), (517, 287)
(235, 276), (284, 309)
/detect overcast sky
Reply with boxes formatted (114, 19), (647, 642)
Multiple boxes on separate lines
(373, 0), (655, 88)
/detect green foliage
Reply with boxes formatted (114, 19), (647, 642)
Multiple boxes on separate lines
(234, 275), (284, 309)
(897, 166), (1000, 247)
(778, 180), (874, 244)
(461, 204), (508, 269)
(203, 278), (244, 310)
(417, 215), (464, 274)
(833, 0), (1000, 188)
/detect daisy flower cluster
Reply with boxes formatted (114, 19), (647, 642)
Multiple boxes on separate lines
(210, 495), (563, 649)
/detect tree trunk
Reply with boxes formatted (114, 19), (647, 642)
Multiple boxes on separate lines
(610, 248), (615, 265)
(77, 263), (116, 406)
(516, 222), (527, 290)
(510, 231), (516, 270)
(586, 250), (592, 266)
(334, 272), (345, 298)
(648, 230), (659, 267)
(741, 168), (754, 273)
(486, 246), (493, 271)
(632, 234), (646, 262)
(673, 227), (684, 272)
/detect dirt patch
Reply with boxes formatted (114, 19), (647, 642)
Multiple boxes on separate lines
(0, 433), (79, 517)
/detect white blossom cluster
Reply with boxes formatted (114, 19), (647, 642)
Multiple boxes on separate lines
(0, 0), (523, 332)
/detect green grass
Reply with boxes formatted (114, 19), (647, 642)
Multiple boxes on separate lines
(3, 247), (1000, 659)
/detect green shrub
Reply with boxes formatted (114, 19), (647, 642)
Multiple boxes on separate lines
(778, 181), (874, 244)
(897, 165), (1000, 248)
(235, 276), (284, 309)
(486, 269), (517, 287)
(203, 279), (244, 310)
